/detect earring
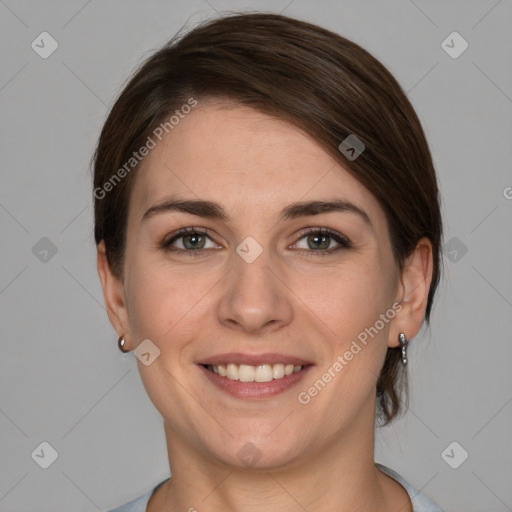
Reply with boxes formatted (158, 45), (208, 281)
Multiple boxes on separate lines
(398, 333), (408, 366)
(118, 335), (130, 353)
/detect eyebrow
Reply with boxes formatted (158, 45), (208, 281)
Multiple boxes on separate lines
(280, 199), (371, 226)
(142, 197), (372, 227)
(142, 198), (229, 222)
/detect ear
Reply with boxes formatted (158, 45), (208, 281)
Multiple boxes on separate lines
(97, 241), (132, 350)
(388, 238), (433, 348)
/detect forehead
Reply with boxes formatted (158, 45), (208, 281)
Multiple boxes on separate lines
(130, 102), (383, 224)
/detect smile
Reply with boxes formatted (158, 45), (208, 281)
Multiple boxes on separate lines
(205, 363), (303, 382)
(199, 363), (312, 399)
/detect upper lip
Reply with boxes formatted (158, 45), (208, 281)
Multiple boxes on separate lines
(198, 352), (313, 366)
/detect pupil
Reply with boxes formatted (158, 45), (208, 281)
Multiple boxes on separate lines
(308, 234), (329, 250)
(184, 233), (204, 250)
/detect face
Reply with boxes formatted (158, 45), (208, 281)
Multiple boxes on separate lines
(108, 101), (407, 469)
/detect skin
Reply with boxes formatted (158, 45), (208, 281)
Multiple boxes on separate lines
(98, 100), (433, 511)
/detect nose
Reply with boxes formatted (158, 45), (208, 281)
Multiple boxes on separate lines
(216, 245), (294, 335)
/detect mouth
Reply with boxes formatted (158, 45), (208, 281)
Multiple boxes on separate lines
(202, 363), (303, 382)
(197, 354), (313, 399)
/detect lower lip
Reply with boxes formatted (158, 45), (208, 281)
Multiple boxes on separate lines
(198, 364), (313, 399)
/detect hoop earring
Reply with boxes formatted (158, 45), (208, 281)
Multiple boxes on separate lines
(398, 333), (408, 366)
(118, 335), (130, 353)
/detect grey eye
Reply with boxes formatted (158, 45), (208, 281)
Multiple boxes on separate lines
(306, 233), (332, 250)
(181, 233), (207, 250)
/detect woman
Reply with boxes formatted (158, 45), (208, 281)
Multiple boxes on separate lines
(94, 12), (444, 512)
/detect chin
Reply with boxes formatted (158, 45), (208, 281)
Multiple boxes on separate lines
(204, 432), (304, 471)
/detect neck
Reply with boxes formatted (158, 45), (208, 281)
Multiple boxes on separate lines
(149, 406), (411, 512)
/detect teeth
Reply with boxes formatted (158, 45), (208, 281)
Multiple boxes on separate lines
(207, 362), (304, 382)
(255, 364), (273, 382)
(273, 363), (284, 379)
(239, 364), (255, 382)
(226, 363), (239, 380)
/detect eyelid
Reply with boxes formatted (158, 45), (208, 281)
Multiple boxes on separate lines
(161, 227), (219, 251)
(291, 227), (351, 252)
(162, 226), (351, 255)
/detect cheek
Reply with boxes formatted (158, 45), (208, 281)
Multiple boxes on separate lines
(299, 254), (396, 395)
(124, 254), (183, 342)
(126, 268), (164, 338)
(122, 258), (205, 419)
(296, 270), (394, 427)
(124, 251), (219, 352)
(301, 256), (394, 338)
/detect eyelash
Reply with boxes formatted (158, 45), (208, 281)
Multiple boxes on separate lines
(289, 228), (351, 256)
(161, 227), (351, 257)
(161, 227), (215, 257)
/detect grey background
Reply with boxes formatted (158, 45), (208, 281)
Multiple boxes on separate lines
(1, 0), (511, 510)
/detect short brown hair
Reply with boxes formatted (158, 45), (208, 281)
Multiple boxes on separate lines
(93, 12), (442, 424)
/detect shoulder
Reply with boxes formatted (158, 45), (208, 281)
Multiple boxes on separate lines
(106, 479), (169, 512)
(105, 491), (152, 512)
(376, 463), (444, 512)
